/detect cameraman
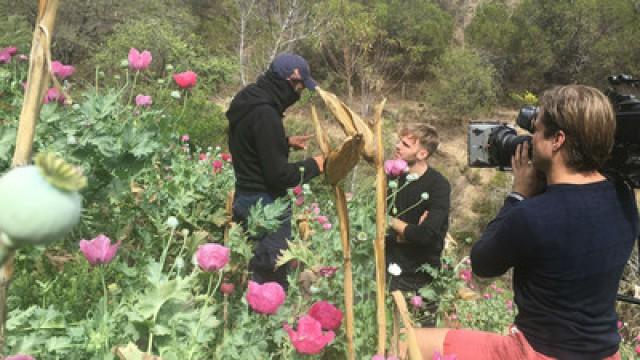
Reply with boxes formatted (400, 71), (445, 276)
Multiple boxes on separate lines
(412, 85), (638, 359)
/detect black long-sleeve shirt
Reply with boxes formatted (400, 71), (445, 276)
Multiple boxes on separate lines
(226, 71), (320, 197)
(386, 167), (451, 276)
(472, 180), (638, 359)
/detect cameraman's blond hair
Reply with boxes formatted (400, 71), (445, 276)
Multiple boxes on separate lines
(399, 123), (439, 158)
(539, 85), (615, 172)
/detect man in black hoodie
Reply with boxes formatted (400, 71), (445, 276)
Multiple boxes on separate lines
(226, 53), (324, 289)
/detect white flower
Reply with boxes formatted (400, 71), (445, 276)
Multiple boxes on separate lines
(166, 216), (179, 229)
(421, 192), (430, 201)
(170, 90), (181, 99)
(215, 146), (222, 152)
(388, 263), (402, 276)
(388, 180), (398, 189)
(302, 184), (311, 193)
(406, 173), (419, 182)
(71, 103), (80, 111)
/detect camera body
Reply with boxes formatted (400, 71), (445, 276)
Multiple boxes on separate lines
(468, 75), (640, 187)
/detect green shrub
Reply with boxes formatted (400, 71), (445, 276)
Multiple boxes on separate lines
(427, 47), (498, 119)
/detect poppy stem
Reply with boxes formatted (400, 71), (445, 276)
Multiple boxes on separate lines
(101, 268), (110, 355)
(129, 70), (139, 105)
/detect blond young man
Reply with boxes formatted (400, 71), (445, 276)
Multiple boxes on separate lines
(387, 124), (451, 317)
(413, 85), (638, 359)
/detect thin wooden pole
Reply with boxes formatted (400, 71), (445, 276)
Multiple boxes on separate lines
(373, 99), (387, 355)
(0, 0), (61, 351)
(391, 291), (423, 360)
(334, 187), (355, 360)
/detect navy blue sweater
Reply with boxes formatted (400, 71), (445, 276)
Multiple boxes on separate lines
(471, 180), (638, 359)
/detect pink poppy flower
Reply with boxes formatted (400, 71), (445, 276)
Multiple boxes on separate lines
(459, 269), (472, 283)
(246, 281), (286, 315)
(135, 94), (152, 107)
(221, 153), (232, 162)
(483, 293), (491, 300)
(128, 48), (152, 71)
(212, 160), (223, 173)
(0, 51), (11, 64)
(293, 185), (303, 196)
(384, 159), (408, 177)
(322, 223), (332, 230)
(181, 134), (190, 142)
(199, 153), (207, 161)
(196, 243), (230, 272)
(79, 234), (121, 266)
(2, 47), (17, 56)
(372, 355), (386, 360)
(318, 266), (338, 278)
(220, 282), (235, 295)
(308, 301), (343, 331)
(6, 355), (35, 360)
(284, 315), (335, 355)
(51, 60), (75, 79)
(43, 87), (65, 104)
(635, 345), (640, 355)
(173, 71), (197, 89)
(410, 295), (423, 309)
(617, 320), (623, 329)
(295, 195), (305, 206)
(17, 54), (28, 61)
(316, 215), (328, 225)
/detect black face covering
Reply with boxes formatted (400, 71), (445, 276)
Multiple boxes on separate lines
(255, 70), (300, 114)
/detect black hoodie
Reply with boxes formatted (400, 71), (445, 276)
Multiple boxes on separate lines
(226, 70), (320, 197)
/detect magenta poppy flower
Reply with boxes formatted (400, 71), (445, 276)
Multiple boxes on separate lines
(6, 355), (35, 360)
(212, 160), (223, 174)
(316, 215), (328, 225)
(220, 282), (235, 295)
(2, 47), (17, 56)
(295, 195), (304, 206)
(199, 153), (207, 161)
(308, 301), (343, 331)
(0, 51), (11, 64)
(196, 243), (230, 272)
(79, 234), (121, 266)
(246, 281), (286, 315)
(318, 266), (338, 278)
(173, 71), (197, 89)
(128, 48), (152, 71)
(410, 295), (423, 309)
(372, 355), (386, 360)
(384, 159), (408, 177)
(293, 185), (303, 196)
(221, 153), (232, 162)
(505, 300), (513, 311)
(135, 94), (152, 107)
(43, 88), (65, 104)
(284, 315), (335, 355)
(51, 60), (75, 79)
(322, 223), (332, 231)
(635, 345), (640, 355)
(181, 134), (190, 142)
(459, 269), (472, 283)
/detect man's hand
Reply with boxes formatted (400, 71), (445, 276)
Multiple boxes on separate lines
(313, 155), (325, 173)
(511, 142), (545, 198)
(389, 217), (408, 243)
(288, 135), (313, 150)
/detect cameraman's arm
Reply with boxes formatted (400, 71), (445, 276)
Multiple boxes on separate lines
(471, 196), (524, 277)
(402, 179), (450, 246)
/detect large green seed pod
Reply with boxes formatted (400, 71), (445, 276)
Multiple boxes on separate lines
(0, 153), (86, 247)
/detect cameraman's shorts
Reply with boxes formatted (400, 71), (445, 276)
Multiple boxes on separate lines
(443, 327), (621, 360)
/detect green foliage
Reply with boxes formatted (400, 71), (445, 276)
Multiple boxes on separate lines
(0, 15), (32, 52)
(427, 47), (498, 118)
(168, 92), (229, 149)
(247, 197), (289, 238)
(375, 0), (454, 77)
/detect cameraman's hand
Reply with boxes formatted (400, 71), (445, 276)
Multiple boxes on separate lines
(511, 142), (545, 198)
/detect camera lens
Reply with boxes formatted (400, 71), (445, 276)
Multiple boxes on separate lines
(488, 126), (532, 169)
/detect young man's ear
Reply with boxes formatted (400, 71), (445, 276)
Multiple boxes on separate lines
(552, 130), (566, 152)
(418, 149), (429, 161)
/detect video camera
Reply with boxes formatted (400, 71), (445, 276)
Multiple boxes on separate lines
(468, 75), (640, 188)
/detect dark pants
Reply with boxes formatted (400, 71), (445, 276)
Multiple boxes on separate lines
(232, 191), (292, 290)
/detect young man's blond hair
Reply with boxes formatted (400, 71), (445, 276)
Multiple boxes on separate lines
(399, 123), (439, 158)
